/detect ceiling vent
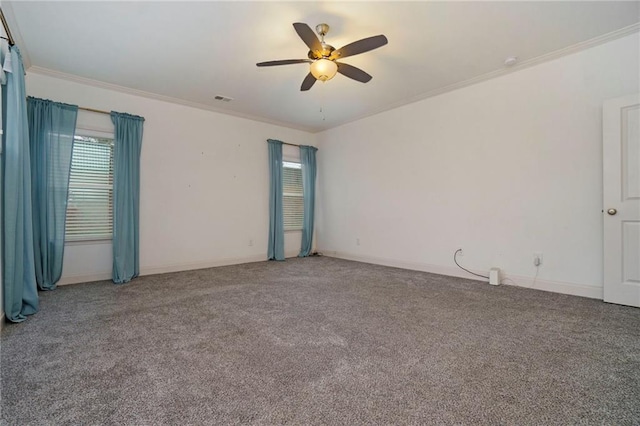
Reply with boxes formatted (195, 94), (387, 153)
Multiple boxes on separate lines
(214, 95), (233, 102)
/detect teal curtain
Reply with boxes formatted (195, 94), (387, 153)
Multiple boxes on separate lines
(27, 97), (78, 290)
(1, 47), (39, 322)
(298, 145), (318, 257)
(267, 139), (284, 260)
(111, 112), (144, 284)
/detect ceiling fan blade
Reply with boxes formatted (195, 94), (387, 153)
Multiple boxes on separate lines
(300, 73), (317, 91)
(293, 23), (323, 56)
(336, 62), (372, 83)
(331, 35), (388, 60)
(257, 59), (312, 67)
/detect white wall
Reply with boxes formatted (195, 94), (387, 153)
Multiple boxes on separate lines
(316, 34), (639, 299)
(26, 73), (316, 284)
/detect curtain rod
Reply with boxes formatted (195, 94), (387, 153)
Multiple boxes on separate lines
(79, 106), (111, 116)
(25, 99), (111, 115)
(0, 8), (15, 46)
(268, 140), (300, 147)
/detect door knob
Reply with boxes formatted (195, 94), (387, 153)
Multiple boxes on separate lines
(607, 208), (617, 215)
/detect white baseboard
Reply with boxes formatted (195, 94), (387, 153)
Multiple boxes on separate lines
(323, 250), (603, 300)
(140, 254), (268, 276)
(57, 250), (600, 301)
(58, 272), (112, 286)
(57, 251), (301, 286)
(141, 251), (301, 276)
(502, 273), (603, 300)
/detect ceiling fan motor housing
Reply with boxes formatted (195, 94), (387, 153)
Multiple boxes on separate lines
(308, 43), (335, 60)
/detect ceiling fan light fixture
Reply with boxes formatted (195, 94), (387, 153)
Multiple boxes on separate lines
(310, 58), (338, 82)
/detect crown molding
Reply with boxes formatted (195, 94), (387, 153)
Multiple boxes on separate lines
(326, 22), (640, 133)
(26, 66), (317, 134)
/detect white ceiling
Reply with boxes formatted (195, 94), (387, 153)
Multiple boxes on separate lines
(6, 1), (640, 133)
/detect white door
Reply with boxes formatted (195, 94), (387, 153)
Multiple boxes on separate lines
(603, 94), (640, 307)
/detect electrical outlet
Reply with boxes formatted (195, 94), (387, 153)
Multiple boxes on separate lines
(533, 252), (543, 267)
(356, 238), (360, 246)
(249, 239), (254, 247)
(458, 248), (464, 257)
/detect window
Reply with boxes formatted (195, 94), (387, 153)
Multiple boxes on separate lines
(283, 161), (303, 231)
(65, 134), (114, 241)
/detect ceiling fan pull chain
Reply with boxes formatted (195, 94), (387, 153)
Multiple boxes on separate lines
(320, 82), (326, 121)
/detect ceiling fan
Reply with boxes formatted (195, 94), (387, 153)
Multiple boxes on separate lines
(257, 23), (388, 91)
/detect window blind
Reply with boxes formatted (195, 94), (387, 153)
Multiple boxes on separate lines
(65, 135), (114, 241)
(283, 162), (303, 231)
